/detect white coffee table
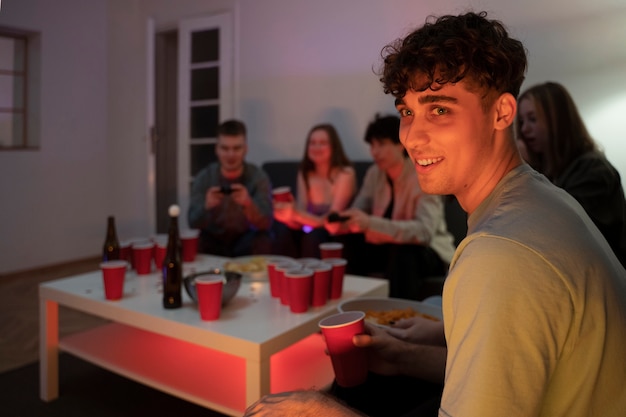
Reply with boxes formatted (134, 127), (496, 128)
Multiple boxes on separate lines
(39, 255), (388, 416)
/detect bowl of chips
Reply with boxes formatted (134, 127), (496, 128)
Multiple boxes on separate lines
(338, 297), (442, 327)
(222, 255), (293, 281)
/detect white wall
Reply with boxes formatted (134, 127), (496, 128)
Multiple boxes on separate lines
(1, 0), (625, 275)
(0, 0), (109, 274)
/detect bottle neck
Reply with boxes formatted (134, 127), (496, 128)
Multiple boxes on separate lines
(106, 217), (118, 239)
(166, 216), (180, 256)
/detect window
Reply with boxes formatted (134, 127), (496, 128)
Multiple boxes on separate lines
(0, 27), (40, 150)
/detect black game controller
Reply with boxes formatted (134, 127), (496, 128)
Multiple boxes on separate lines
(220, 184), (233, 195)
(327, 212), (350, 223)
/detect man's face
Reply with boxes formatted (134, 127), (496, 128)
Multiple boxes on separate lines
(395, 81), (497, 201)
(216, 134), (247, 174)
(368, 138), (405, 173)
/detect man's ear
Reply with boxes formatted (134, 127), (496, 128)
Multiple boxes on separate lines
(494, 92), (517, 131)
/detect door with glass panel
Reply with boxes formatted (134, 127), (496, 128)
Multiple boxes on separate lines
(154, 13), (233, 232)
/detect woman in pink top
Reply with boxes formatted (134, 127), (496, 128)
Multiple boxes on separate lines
(272, 124), (356, 257)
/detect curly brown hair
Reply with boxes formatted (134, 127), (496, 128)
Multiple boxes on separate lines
(379, 11), (527, 110)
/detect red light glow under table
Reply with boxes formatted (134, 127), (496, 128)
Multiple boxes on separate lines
(39, 254), (388, 416)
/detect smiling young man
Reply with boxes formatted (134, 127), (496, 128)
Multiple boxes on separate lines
(188, 119), (273, 257)
(327, 114), (456, 300)
(244, 11), (626, 417)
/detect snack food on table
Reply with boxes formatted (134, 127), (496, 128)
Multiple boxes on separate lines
(365, 307), (440, 325)
(223, 257), (267, 274)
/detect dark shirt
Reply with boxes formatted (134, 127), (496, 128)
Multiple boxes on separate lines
(187, 162), (273, 243)
(554, 151), (626, 267)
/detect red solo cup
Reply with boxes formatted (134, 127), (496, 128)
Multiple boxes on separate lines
(195, 276), (224, 321)
(119, 241), (132, 267)
(296, 257), (321, 268)
(310, 261), (332, 307)
(100, 260), (127, 300)
(180, 229), (200, 263)
(272, 186), (293, 202)
(319, 242), (343, 259)
(324, 257), (348, 299)
(132, 241), (154, 275)
(319, 311), (368, 387)
(276, 261), (299, 306)
(267, 258), (288, 298)
(285, 267), (314, 313)
(154, 242), (167, 272)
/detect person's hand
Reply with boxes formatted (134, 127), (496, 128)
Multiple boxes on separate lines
(205, 186), (225, 209)
(351, 322), (410, 376)
(342, 208), (370, 233)
(243, 390), (361, 416)
(325, 212), (348, 235)
(386, 316), (446, 346)
(273, 200), (295, 224)
(229, 183), (251, 207)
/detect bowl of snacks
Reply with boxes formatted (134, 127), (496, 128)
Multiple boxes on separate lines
(338, 297), (442, 328)
(222, 255), (293, 281)
(183, 268), (242, 307)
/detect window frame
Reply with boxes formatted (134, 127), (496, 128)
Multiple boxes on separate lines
(0, 26), (39, 151)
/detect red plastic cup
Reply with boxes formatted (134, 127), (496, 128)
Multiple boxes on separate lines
(285, 267), (314, 313)
(272, 186), (293, 202)
(319, 311), (368, 387)
(267, 258), (287, 298)
(319, 242), (343, 259)
(132, 241), (154, 275)
(100, 260), (127, 300)
(180, 230), (200, 263)
(310, 261), (332, 307)
(276, 261), (298, 305)
(154, 242), (167, 271)
(195, 276), (224, 321)
(296, 257), (320, 268)
(119, 241), (132, 267)
(324, 257), (347, 299)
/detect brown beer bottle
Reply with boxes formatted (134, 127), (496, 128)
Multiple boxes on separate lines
(102, 216), (120, 262)
(162, 205), (182, 309)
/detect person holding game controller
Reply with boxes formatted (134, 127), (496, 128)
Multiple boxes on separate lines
(272, 124), (357, 258)
(188, 119), (273, 257)
(326, 114), (455, 299)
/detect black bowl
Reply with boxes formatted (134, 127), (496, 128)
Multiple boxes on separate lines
(183, 268), (242, 307)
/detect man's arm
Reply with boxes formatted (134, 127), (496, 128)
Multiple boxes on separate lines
(354, 322), (447, 384)
(365, 193), (445, 244)
(188, 169), (214, 229)
(242, 168), (273, 231)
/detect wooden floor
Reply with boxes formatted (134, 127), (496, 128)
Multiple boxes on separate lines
(0, 257), (109, 373)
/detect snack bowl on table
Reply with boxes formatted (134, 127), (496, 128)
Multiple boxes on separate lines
(183, 268), (243, 307)
(338, 297), (443, 328)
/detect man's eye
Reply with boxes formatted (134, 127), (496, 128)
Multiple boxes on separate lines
(432, 107), (448, 116)
(398, 108), (413, 117)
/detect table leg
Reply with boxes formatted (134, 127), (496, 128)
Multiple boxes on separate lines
(245, 357), (270, 408)
(39, 298), (59, 401)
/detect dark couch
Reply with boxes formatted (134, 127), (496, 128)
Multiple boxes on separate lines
(261, 159), (467, 245)
(261, 160), (373, 198)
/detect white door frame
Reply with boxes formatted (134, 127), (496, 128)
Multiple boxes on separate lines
(146, 17), (156, 234)
(178, 12), (234, 229)
(146, 12), (234, 233)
